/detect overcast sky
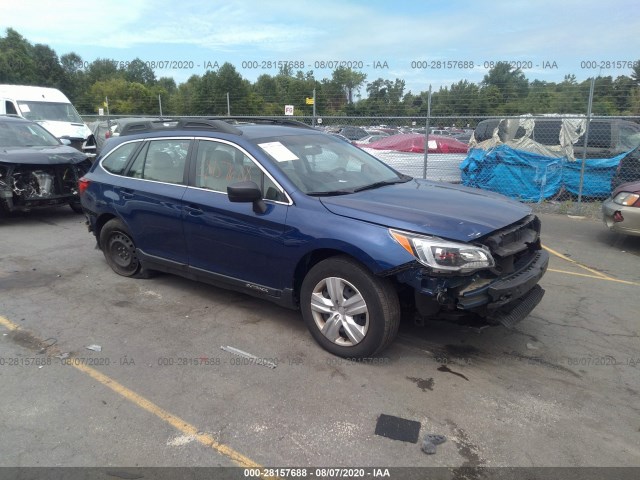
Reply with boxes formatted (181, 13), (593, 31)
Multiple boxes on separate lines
(2, 0), (639, 94)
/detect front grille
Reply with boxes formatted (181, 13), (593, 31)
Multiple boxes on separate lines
(480, 215), (542, 275)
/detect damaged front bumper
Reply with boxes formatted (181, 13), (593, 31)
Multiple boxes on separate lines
(395, 248), (549, 328)
(458, 249), (549, 327)
(0, 162), (90, 212)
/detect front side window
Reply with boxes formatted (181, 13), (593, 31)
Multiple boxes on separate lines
(195, 140), (286, 201)
(127, 139), (190, 184)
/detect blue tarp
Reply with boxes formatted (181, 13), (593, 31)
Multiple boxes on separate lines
(460, 146), (629, 202)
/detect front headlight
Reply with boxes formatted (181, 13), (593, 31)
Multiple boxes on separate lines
(613, 192), (640, 207)
(390, 229), (494, 274)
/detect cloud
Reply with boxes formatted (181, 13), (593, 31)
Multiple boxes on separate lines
(0, 0), (150, 46)
(2, 0), (639, 94)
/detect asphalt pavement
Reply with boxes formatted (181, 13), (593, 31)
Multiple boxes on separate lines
(0, 207), (638, 478)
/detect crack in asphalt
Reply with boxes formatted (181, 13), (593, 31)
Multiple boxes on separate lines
(536, 317), (639, 339)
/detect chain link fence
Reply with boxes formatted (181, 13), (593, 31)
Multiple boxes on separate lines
(82, 113), (640, 215)
(315, 115), (640, 200)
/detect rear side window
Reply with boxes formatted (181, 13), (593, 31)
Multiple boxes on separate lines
(5, 101), (17, 115)
(619, 122), (640, 150)
(586, 122), (611, 148)
(101, 142), (140, 175)
(531, 120), (562, 145)
(576, 121), (613, 149)
(127, 139), (190, 184)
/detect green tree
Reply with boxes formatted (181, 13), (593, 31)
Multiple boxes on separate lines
(168, 75), (201, 115)
(630, 60), (640, 85)
(590, 76), (619, 115)
(59, 53), (86, 99)
(89, 78), (158, 114)
(612, 75), (635, 113)
(125, 58), (156, 85)
(156, 77), (177, 95)
(525, 80), (557, 113)
(216, 63), (253, 114)
(364, 78), (406, 115)
(0, 28), (38, 84)
(554, 75), (585, 113)
(85, 58), (124, 85)
(331, 67), (367, 104)
(31, 44), (63, 87)
(480, 62), (529, 112)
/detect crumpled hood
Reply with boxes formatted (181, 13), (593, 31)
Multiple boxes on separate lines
(0, 145), (88, 165)
(319, 179), (532, 242)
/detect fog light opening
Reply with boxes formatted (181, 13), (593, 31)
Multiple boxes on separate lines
(613, 211), (624, 223)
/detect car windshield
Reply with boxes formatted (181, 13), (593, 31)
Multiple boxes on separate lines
(0, 121), (61, 147)
(253, 133), (410, 195)
(17, 101), (84, 123)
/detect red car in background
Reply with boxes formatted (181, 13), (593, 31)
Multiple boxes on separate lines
(358, 133), (469, 183)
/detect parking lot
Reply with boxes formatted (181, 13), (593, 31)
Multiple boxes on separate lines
(0, 208), (639, 475)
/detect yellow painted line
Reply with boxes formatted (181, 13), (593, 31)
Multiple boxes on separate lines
(0, 315), (263, 470)
(72, 362), (262, 468)
(548, 268), (640, 286)
(0, 316), (19, 331)
(542, 244), (615, 280)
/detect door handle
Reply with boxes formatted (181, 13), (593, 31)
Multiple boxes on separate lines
(184, 205), (204, 216)
(120, 189), (134, 199)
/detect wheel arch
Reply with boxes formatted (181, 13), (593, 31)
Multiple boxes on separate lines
(94, 213), (119, 249)
(290, 245), (390, 306)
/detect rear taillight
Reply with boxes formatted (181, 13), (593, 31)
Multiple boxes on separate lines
(78, 177), (90, 195)
(105, 131), (111, 139)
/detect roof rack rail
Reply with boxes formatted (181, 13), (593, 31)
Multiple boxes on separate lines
(177, 118), (243, 135)
(118, 117), (242, 136)
(117, 116), (315, 137)
(118, 118), (181, 136)
(203, 116), (316, 130)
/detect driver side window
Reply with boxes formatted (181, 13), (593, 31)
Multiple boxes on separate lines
(196, 141), (286, 202)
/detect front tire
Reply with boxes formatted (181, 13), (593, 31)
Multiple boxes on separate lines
(99, 219), (150, 278)
(300, 256), (400, 358)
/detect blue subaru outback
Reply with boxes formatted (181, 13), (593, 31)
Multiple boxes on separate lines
(79, 118), (548, 357)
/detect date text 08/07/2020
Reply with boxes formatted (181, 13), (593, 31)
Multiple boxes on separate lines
(12, 56), (640, 72)
(244, 468), (392, 478)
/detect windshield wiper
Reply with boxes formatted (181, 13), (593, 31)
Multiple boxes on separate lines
(306, 189), (354, 196)
(352, 176), (411, 193)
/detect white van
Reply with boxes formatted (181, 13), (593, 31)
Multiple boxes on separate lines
(0, 84), (95, 156)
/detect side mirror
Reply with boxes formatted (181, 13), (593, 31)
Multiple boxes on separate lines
(227, 181), (267, 214)
(59, 137), (72, 146)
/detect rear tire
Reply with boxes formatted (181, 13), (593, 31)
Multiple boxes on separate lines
(99, 219), (151, 278)
(300, 256), (400, 358)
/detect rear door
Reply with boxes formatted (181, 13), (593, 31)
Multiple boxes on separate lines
(181, 139), (290, 289)
(113, 137), (192, 264)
